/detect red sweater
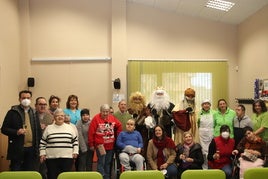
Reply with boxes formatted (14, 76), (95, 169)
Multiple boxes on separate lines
(88, 113), (122, 150)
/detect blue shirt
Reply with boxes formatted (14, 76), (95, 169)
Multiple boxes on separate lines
(116, 130), (143, 150)
(63, 108), (81, 124)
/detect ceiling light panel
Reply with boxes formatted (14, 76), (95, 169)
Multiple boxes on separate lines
(205, 0), (235, 11)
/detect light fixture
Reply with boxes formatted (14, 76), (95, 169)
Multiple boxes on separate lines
(205, 0), (235, 12)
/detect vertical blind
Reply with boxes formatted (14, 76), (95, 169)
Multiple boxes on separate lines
(127, 60), (228, 109)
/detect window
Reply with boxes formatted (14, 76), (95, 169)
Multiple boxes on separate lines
(127, 60), (228, 108)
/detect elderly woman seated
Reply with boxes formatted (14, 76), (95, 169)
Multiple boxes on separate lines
(232, 126), (266, 179)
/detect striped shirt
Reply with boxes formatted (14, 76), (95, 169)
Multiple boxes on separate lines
(40, 123), (79, 159)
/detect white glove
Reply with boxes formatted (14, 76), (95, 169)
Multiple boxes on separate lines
(144, 116), (156, 129)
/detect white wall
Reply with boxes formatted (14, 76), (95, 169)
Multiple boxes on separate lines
(236, 5), (268, 116)
(26, 0), (113, 115)
(238, 5), (268, 98)
(0, 0), (21, 125)
(0, 0), (21, 171)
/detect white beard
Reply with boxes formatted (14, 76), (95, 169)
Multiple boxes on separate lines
(150, 97), (170, 112)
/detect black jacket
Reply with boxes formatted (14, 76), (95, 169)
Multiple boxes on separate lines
(1, 105), (41, 160)
(147, 102), (175, 137)
(175, 143), (204, 169)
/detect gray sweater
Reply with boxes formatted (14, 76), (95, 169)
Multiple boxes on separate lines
(76, 119), (91, 153)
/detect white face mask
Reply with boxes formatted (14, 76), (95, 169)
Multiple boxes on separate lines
(221, 131), (230, 139)
(21, 99), (31, 107)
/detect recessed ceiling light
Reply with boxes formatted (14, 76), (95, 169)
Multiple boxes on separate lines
(205, 0), (235, 12)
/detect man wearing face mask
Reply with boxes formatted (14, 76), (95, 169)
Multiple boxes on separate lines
(207, 125), (235, 179)
(1, 90), (42, 171)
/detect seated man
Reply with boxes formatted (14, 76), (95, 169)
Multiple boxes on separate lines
(116, 119), (144, 171)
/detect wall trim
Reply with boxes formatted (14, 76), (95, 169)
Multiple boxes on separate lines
(128, 58), (228, 61)
(31, 57), (111, 62)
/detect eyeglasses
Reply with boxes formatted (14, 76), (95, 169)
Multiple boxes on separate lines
(38, 103), (47, 106)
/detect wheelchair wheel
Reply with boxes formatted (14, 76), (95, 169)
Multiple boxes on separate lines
(112, 151), (121, 179)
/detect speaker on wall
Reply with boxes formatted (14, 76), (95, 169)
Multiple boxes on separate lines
(113, 78), (121, 89)
(27, 77), (35, 87)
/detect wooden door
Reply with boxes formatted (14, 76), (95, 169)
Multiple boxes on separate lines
(0, 133), (9, 171)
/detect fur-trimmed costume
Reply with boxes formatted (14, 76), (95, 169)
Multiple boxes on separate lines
(147, 88), (174, 137)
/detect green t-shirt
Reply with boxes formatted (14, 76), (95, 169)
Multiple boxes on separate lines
(213, 108), (236, 138)
(251, 111), (268, 141)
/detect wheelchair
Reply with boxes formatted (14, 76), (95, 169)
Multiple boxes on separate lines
(112, 150), (146, 179)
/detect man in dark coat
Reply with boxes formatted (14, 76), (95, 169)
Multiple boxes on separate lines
(1, 90), (42, 171)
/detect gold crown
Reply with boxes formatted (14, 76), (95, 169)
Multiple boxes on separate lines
(155, 86), (165, 93)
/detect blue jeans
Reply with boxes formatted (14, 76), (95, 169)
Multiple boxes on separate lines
(166, 164), (178, 178)
(96, 149), (114, 179)
(222, 164), (232, 179)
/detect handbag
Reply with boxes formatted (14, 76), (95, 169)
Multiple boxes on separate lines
(241, 151), (258, 162)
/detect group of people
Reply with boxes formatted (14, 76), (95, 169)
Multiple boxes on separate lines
(1, 88), (268, 179)
(1, 91), (92, 179)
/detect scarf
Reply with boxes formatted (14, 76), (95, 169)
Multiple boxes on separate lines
(182, 141), (194, 168)
(153, 137), (175, 169)
(183, 141), (194, 157)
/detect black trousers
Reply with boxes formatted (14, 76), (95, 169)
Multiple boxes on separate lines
(10, 147), (38, 171)
(46, 158), (73, 179)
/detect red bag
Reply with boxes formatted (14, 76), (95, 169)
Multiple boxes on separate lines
(172, 110), (191, 131)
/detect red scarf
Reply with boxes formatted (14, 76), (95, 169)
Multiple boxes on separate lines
(153, 137), (175, 169)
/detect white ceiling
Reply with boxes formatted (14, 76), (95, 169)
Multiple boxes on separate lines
(127, 0), (268, 25)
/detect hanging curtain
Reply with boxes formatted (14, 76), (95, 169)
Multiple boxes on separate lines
(127, 60), (228, 108)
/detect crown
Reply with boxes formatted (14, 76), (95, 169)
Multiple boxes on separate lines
(155, 86), (165, 93)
